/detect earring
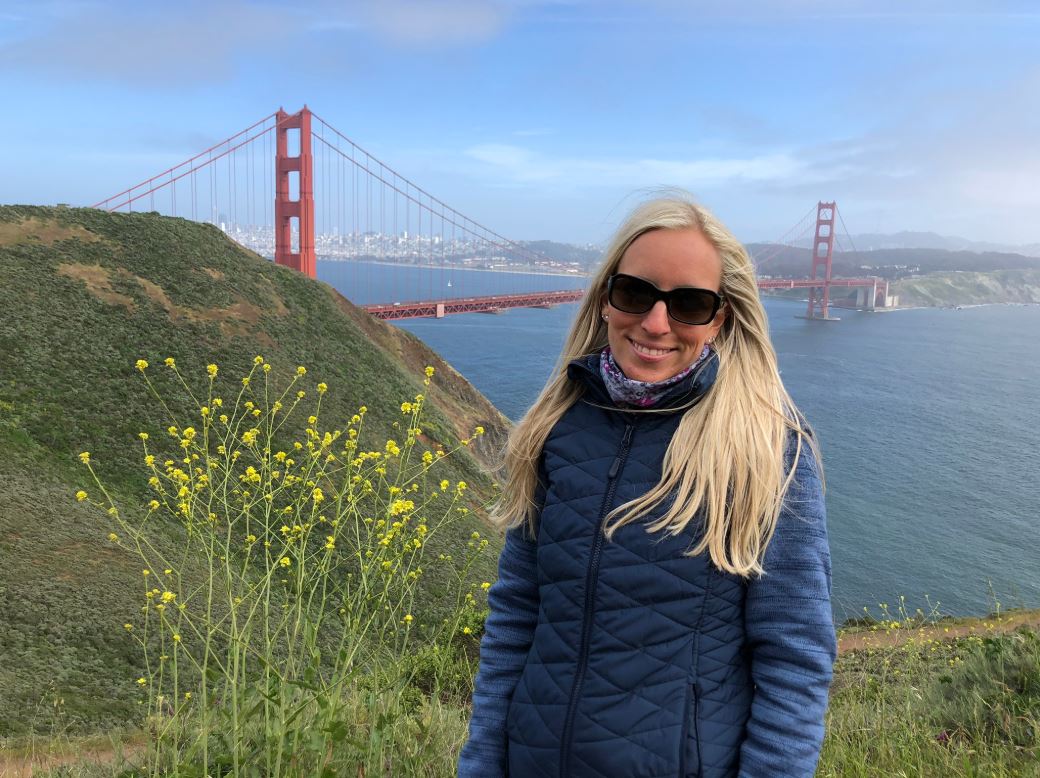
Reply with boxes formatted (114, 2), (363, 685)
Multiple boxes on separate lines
(601, 313), (609, 322)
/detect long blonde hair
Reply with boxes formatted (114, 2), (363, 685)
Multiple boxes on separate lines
(494, 195), (820, 577)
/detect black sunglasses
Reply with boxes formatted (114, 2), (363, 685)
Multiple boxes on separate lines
(606, 273), (724, 326)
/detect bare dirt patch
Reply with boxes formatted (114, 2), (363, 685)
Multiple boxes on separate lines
(838, 609), (1040, 654)
(56, 264), (136, 311)
(0, 735), (145, 778)
(0, 217), (100, 249)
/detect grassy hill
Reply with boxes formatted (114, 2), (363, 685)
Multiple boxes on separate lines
(891, 268), (1040, 307)
(0, 205), (509, 737)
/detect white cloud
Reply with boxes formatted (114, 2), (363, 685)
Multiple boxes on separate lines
(361, 0), (509, 45)
(0, 0), (289, 86)
(463, 143), (802, 188)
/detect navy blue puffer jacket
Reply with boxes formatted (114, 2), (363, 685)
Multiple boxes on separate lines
(458, 354), (836, 777)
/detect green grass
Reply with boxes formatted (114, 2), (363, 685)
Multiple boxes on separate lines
(0, 206), (507, 737)
(821, 626), (1040, 777)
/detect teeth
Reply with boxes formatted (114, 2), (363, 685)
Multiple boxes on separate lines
(631, 340), (672, 357)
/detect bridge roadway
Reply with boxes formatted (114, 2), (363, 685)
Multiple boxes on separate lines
(361, 278), (886, 321)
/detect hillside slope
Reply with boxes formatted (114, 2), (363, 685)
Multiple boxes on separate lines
(891, 268), (1040, 307)
(0, 206), (509, 735)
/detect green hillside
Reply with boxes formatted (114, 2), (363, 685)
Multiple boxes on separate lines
(891, 268), (1040, 307)
(0, 206), (508, 736)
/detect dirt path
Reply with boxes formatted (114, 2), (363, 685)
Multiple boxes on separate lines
(837, 610), (1040, 654)
(0, 738), (144, 777)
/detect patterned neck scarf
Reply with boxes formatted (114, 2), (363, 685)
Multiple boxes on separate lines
(599, 344), (712, 408)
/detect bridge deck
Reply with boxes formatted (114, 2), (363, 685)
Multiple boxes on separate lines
(361, 278), (885, 320)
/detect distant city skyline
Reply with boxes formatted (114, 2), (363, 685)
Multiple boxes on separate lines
(1, 1), (1038, 246)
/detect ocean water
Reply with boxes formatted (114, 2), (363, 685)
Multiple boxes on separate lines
(319, 260), (1040, 620)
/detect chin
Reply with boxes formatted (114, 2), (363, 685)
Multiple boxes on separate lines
(617, 357), (683, 383)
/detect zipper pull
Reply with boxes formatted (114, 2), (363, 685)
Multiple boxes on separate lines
(608, 424), (635, 479)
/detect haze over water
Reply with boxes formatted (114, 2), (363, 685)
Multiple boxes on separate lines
(319, 260), (1040, 622)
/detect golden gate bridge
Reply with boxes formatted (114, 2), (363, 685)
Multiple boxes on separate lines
(92, 106), (890, 321)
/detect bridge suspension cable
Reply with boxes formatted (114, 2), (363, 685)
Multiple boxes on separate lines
(750, 202), (818, 269)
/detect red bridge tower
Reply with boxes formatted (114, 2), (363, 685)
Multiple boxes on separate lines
(805, 201), (837, 320)
(274, 107), (316, 278)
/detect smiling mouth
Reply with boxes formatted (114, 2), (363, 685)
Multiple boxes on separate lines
(628, 339), (675, 357)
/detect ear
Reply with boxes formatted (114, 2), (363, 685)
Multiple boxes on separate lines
(708, 304), (727, 339)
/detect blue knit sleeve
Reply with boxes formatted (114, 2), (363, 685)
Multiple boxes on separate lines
(456, 525), (540, 777)
(738, 440), (837, 778)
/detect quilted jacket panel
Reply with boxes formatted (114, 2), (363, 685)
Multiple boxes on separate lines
(459, 353), (836, 778)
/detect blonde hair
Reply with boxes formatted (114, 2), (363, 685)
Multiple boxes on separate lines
(493, 194), (820, 577)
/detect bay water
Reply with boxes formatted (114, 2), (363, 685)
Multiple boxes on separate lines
(319, 260), (1040, 622)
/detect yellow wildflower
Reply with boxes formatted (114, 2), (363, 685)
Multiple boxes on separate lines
(108, 532), (118, 541)
(137, 677), (147, 685)
(207, 364), (218, 378)
(425, 366), (435, 378)
(401, 402), (413, 413)
(279, 557), (291, 568)
(75, 490), (87, 501)
(135, 359), (148, 371)
(161, 591), (176, 603)
(254, 355), (264, 365)
(172, 633), (181, 643)
(138, 431), (149, 441)
(78, 451), (90, 464)
(440, 480), (449, 491)
(403, 614), (414, 624)
(164, 357), (176, 368)
(317, 382), (328, 394)
(263, 363), (271, 373)
(296, 366), (307, 376)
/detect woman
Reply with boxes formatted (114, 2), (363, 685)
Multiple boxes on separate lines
(458, 196), (836, 778)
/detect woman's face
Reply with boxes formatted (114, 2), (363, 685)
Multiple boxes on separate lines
(601, 227), (726, 383)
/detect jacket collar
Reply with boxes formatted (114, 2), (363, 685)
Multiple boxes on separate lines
(566, 349), (720, 412)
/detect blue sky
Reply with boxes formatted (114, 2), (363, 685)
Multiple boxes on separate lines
(1, 0), (1038, 245)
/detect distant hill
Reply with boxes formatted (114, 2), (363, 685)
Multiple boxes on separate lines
(784, 230), (1040, 258)
(519, 239), (602, 270)
(891, 270), (1040, 307)
(747, 244), (1040, 280)
(0, 206), (507, 735)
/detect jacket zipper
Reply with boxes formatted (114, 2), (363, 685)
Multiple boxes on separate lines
(558, 421), (636, 776)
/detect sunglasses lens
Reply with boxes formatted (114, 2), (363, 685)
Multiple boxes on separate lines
(610, 275), (657, 314)
(670, 290), (717, 325)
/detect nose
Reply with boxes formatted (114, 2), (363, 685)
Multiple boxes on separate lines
(640, 300), (671, 336)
